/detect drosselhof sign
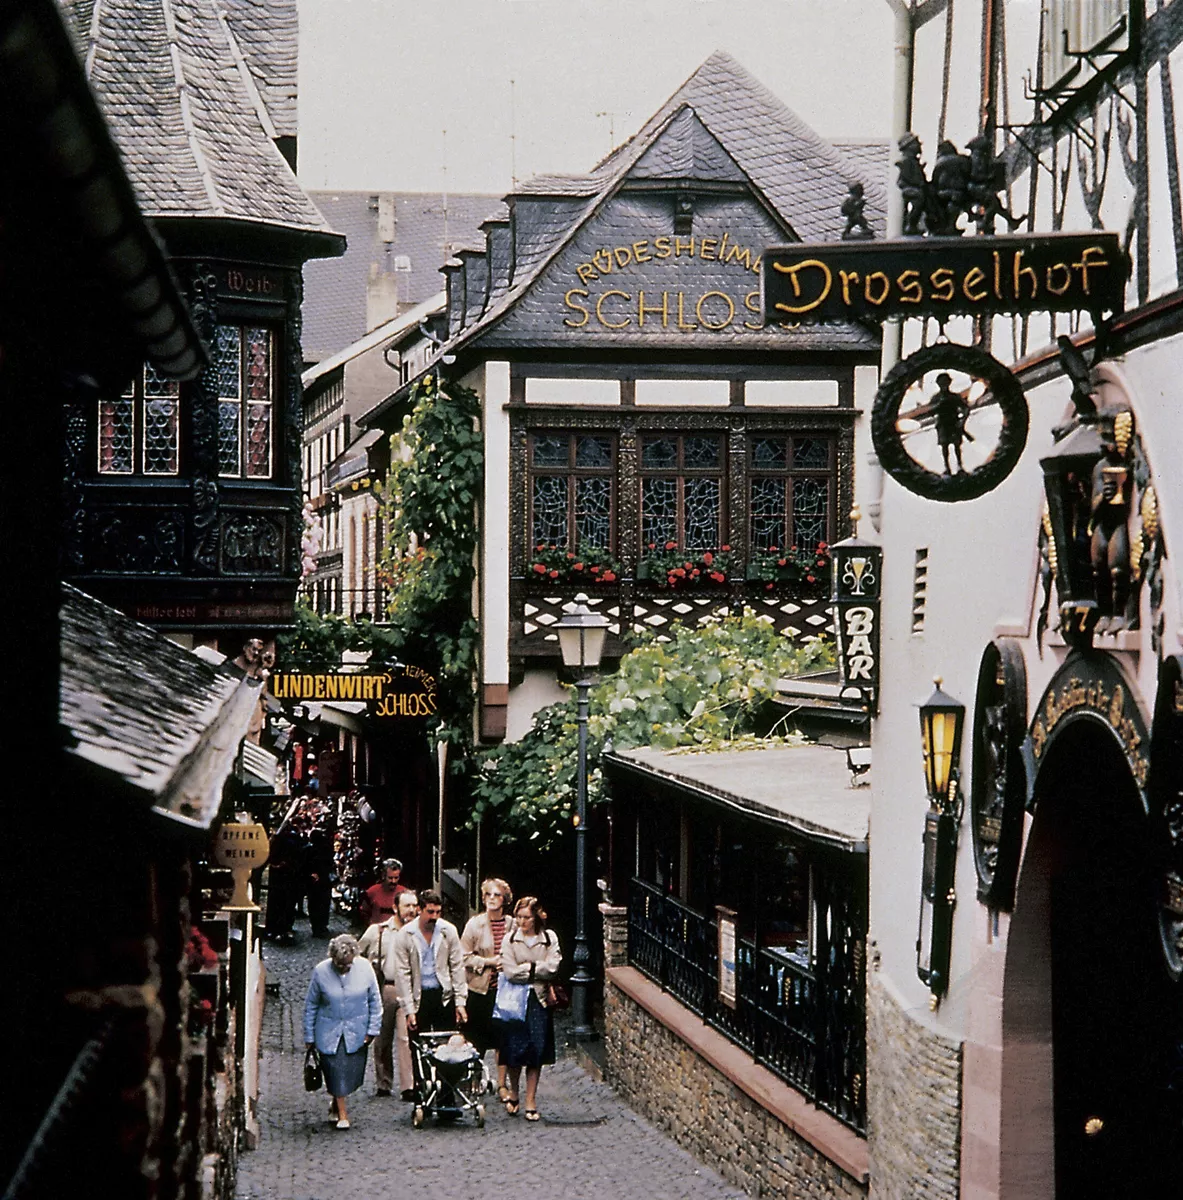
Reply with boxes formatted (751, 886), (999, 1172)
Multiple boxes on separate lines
(271, 665), (438, 719)
(762, 232), (1125, 324)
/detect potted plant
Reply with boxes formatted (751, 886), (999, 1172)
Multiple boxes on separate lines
(745, 542), (832, 596)
(527, 543), (621, 585)
(637, 541), (733, 590)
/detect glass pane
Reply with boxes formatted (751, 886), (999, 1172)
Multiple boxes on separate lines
(684, 478), (721, 550)
(245, 403), (272, 478)
(98, 394), (135, 474)
(641, 437), (677, 469)
(792, 437), (831, 470)
(143, 362), (180, 399)
(213, 326), (242, 399)
(244, 328), (272, 401)
(143, 397), (179, 474)
(532, 475), (568, 547)
(574, 476), (611, 550)
(753, 436), (787, 469)
(641, 477), (677, 547)
(532, 434), (568, 467)
(684, 435), (721, 469)
(218, 400), (241, 476)
(575, 434), (612, 468)
(750, 477), (787, 550)
(792, 477), (829, 548)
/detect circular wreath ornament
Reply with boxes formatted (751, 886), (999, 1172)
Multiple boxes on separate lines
(871, 343), (1029, 502)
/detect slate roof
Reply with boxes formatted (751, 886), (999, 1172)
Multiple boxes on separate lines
(60, 0), (335, 239)
(303, 191), (499, 360)
(219, 0), (298, 139)
(60, 585), (262, 827)
(441, 51), (886, 358)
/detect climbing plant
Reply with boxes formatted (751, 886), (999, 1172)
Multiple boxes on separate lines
(377, 375), (483, 753)
(470, 615), (834, 849)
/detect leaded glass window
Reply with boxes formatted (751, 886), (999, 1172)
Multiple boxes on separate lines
(640, 433), (724, 551)
(98, 381), (135, 474)
(748, 434), (834, 550)
(98, 368), (179, 475)
(529, 432), (615, 554)
(142, 363), (180, 475)
(213, 325), (274, 479)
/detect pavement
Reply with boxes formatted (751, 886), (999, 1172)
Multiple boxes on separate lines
(236, 909), (747, 1200)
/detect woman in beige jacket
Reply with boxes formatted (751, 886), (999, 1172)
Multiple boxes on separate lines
(499, 896), (562, 1121)
(459, 877), (515, 1101)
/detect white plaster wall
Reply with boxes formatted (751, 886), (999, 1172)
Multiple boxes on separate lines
(505, 668), (570, 744)
(482, 361), (511, 688)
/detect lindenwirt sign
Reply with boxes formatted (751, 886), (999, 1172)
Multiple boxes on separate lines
(271, 665), (437, 720)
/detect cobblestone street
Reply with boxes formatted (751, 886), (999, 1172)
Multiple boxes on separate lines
(236, 914), (747, 1200)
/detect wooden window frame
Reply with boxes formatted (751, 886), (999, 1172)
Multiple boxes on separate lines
(527, 430), (617, 555)
(747, 432), (837, 551)
(639, 431), (727, 552)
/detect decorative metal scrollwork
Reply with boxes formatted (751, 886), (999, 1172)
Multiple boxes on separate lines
(971, 639), (1028, 909)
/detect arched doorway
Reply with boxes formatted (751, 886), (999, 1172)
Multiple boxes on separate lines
(1004, 717), (1182, 1197)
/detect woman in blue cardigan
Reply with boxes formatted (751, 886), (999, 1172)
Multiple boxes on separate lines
(304, 933), (382, 1129)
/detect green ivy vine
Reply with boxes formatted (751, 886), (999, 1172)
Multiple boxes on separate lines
(471, 615), (834, 849)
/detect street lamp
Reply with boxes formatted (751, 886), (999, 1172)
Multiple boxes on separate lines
(916, 676), (966, 1006)
(556, 593), (609, 1041)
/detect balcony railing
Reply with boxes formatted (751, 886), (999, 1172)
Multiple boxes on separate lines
(628, 877), (866, 1134)
(512, 576), (833, 659)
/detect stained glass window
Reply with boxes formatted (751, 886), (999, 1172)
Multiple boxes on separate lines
(98, 381), (135, 474)
(639, 434), (723, 551)
(529, 431), (615, 555)
(213, 325), (274, 479)
(748, 435), (834, 550)
(142, 363), (179, 475)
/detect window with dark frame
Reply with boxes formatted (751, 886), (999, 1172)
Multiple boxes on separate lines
(213, 324), (275, 479)
(97, 362), (181, 476)
(640, 432), (725, 551)
(529, 431), (616, 553)
(748, 433), (835, 551)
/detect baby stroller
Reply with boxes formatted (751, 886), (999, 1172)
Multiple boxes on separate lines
(409, 1030), (490, 1129)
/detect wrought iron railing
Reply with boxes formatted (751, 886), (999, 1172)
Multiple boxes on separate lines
(627, 877), (865, 1133)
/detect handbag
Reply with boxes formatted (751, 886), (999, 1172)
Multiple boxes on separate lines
(545, 983), (570, 1011)
(492, 978), (530, 1023)
(303, 1046), (323, 1092)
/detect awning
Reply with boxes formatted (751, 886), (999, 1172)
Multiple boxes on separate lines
(240, 741), (279, 791)
(604, 744), (870, 852)
(302, 700), (367, 734)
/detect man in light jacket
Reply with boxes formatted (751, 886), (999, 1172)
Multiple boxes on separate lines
(358, 890), (419, 1098)
(391, 889), (468, 1037)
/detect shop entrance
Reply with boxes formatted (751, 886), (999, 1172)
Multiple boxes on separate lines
(1007, 719), (1180, 1197)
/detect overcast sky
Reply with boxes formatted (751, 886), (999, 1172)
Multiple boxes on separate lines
(297, 0), (897, 195)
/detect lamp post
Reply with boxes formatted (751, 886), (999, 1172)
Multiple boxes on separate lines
(916, 676), (966, 1006)
(555, 593), (609, 1041)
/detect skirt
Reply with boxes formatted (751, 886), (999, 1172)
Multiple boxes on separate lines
(465, 986), (500, 1055)
(498, 991), (555, 1068)
(320, 1037), (369, 1097)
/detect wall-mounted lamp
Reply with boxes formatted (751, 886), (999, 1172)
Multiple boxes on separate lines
(916, 676), (966, 1004)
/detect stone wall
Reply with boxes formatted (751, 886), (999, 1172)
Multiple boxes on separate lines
(603, 974), (867, 1200)
(866, 971), (962, 1199)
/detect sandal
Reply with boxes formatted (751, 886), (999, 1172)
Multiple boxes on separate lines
(524, 1108), (540, 1122)
(504, 1097), (520, 1115)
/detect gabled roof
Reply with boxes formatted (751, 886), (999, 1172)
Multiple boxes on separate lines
(60, 0), (337, 241)
(435, 51), (885, 358)
(60, 585), (263, 828)
(219, 0), (298, 139)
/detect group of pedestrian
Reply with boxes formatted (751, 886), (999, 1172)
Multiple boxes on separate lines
(265, 810), (335, 942)
(303, 875), (563, 1129)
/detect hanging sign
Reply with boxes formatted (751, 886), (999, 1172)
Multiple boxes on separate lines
(762, 232), (1125, 324)
(271, 665), (438, 720)
(830, 535), (882, 708)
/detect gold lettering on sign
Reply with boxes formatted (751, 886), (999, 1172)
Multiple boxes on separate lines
(676, 292), (697, 330)
(593, 249), (613, 275)
(744, 291), (762, 330)
(637, 290), (669, 328)
(839, 270), (861, 306)
(864, 271), (891, 306)
(1045, 262), (1073, 295)
(724, 243), (753, 271)
(576, 263), (597, 284)
(696, 291), (734, 330)
(1013, 250), (1039, 300)
(654, 236), (672, 259)
(771, 258), (832, 315)
(563, 289), (590, 327)
(632, 240), (652, 263)
(614, 246), (633, 269)
(963, 266), (988, 302)
(675, 236), (696, 258)
(897, 270), (922, 304)
(595, 290), (631, 329)
(700, 237), (719, 260)
(930, 268), (955, 302)
(1074, 245), (1108, 293)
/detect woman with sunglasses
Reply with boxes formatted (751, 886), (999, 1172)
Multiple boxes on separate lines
(460, 877), (516, 1102)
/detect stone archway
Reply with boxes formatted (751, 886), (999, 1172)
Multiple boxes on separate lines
(1000, 716), (1180, 1197)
